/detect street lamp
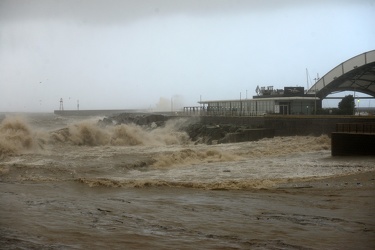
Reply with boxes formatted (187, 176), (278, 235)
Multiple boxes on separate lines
(357, 99), (360, 116)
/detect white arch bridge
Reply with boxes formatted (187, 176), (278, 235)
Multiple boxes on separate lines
(307, 50), (375, 99)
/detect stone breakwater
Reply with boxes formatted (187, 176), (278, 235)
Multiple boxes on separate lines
(98, 113), (272, 144)
(96, 113), (375, 144)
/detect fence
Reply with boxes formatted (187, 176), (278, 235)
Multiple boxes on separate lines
(335, 123), (375, 133)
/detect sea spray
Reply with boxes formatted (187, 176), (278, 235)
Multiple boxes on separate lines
(67, 122), (110, 146)
(0, 116), (36, 158)
(50, 118), (191, 146)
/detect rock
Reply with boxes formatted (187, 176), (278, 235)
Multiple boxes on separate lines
(99, 113), (167, 127)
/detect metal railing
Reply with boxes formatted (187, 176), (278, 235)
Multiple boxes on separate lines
(336, 123), (375, 133)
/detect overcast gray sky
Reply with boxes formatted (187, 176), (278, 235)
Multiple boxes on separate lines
(1, 0), (374, 112)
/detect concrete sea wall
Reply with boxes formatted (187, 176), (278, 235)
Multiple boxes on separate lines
(264, 116), (375, 136)
(331, 133), (375, 156)
(199, 115), (375, 136)
(55, 110), (375, 144)
(200, 116), (265, 128)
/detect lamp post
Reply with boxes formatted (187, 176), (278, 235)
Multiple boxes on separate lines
(357, 99), (360, 116)
(171, 97), (173, 113)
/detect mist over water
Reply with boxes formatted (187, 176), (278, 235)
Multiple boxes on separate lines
(1, 114), (374, 249)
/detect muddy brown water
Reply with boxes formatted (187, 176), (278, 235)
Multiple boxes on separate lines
(0, 113), (374, 249)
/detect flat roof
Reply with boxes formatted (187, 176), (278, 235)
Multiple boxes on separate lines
(199, 96), (320, 104)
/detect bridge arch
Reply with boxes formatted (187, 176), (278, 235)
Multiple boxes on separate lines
(307, 50), (375, 99)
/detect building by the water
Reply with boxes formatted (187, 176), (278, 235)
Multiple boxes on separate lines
(188, 86), (321, 116)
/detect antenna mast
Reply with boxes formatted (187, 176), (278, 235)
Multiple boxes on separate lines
(306, 68), (309, 90)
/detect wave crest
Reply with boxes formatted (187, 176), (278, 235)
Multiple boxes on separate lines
(50, 119), (191, 146)
(76, 177), (278, 190)
(152, 148), (241, 168)
(0, 117), (36, 158)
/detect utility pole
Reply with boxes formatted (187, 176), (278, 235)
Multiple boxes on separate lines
(240, 92), (242, 116)
(171, 97), (173, 113)
(306, 68), (309, 90)
(314, 73), (319, 115)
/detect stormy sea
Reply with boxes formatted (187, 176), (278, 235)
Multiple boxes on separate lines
(0, 113), (374, 249)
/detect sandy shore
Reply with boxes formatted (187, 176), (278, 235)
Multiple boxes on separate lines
(1, 170), (374, 250)
(277, 169), (375, 190)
